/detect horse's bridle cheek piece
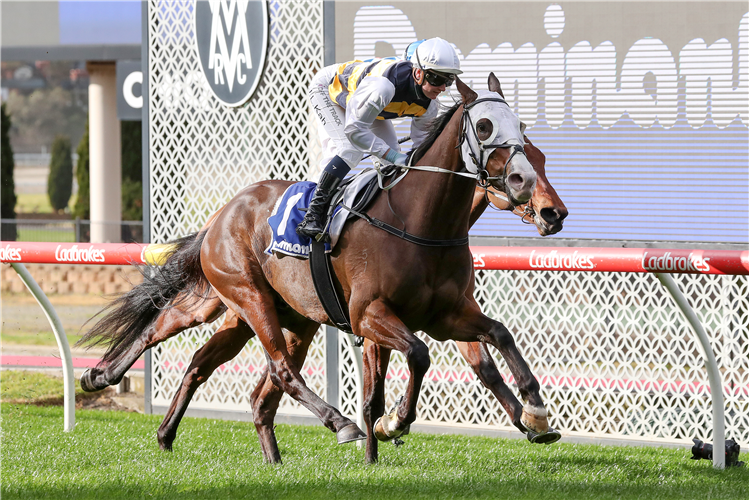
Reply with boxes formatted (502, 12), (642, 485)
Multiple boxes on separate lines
(459, 97), (528, 201)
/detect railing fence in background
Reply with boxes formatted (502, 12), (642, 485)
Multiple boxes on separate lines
(2, 241), (747, 469)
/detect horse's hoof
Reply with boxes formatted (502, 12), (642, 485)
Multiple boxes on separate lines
(374, 411), (408, 442)
(80, 369), (102, 392)
(527, 427), (562, 445)
(374, 417), (393, 441)
(336, 423), (366, 444)
(520, 404), (549, 435)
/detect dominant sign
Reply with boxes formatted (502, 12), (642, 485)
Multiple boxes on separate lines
(194, 0), (268, 107)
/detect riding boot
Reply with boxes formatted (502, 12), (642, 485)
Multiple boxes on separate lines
(296, 165), (346, 241)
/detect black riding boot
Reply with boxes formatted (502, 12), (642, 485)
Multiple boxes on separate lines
(296, 170), (343, 241)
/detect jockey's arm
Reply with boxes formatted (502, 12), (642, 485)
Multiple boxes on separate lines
(343, 77), (408, 166)
(409, 100), (439, 150)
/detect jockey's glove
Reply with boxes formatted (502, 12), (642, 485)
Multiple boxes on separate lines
(384, 148), (409, 167)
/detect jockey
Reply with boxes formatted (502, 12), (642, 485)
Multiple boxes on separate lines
(297, 37), (462, 240)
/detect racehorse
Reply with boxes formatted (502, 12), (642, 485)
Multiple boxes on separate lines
(79, 74), (567, 463)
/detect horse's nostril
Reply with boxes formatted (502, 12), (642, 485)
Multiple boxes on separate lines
(540, 207), (566, 225)
(507, 173), (524, 191)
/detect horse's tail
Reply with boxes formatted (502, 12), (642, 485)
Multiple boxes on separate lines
(76, 231), (211, 364)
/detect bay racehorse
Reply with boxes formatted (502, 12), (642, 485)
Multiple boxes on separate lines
(79, 74), (567, 463)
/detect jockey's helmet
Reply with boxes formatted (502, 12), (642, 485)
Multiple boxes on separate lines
(402, 39), (426, 61)
(410, 37), (462, 75)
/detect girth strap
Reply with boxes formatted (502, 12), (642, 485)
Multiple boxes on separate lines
(309, 240), (353, 333)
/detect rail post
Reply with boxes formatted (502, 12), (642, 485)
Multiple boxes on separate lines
(10, 263), (75, 432)
(656, 272), (726, 469)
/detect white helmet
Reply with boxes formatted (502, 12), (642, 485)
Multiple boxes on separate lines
(410, 37), (462, 75)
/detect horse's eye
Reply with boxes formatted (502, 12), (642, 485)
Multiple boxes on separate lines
(476, 118), (493, 142)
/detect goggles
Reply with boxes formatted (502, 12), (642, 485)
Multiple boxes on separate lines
(423, 70), (455, 88)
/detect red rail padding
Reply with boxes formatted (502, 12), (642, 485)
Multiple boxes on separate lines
(471, 246), (749, 275)
(0, 242), (148, 266)
(2, 242), (748, 275)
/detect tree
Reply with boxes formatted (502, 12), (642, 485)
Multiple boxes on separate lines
(1, 103), (17, 240)
(5, 87), (86, 154)
(72, 121), (90, 219)
(121, 120), (142, 221)
(47, 135), (73, 213)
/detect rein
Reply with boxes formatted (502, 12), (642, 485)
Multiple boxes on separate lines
(345, 96), (525, 248)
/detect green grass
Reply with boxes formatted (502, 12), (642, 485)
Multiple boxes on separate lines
(1, 293), (107, 347)
(17, 226), (75, 242)
(2, 402), (747, 500)
(0, 329), (86, 347)
(15, 193), (61, 214)
(1, 370), (86, 403)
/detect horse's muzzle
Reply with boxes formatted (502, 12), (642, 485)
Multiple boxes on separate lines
(536, 206), (567, 236)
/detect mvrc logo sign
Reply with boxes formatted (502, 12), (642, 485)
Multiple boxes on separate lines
(194, 0), (268, 107)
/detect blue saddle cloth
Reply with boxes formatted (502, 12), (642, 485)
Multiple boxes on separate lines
(265, 181), (337, 258)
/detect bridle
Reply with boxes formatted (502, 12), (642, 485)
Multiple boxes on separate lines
(458, 97), (527, 194)
(342, 95), (531, 247)
(478, 184), (537, 225)
(375, 96), (528, 197)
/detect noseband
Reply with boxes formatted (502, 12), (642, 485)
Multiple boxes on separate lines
(459, 97), (527, 192)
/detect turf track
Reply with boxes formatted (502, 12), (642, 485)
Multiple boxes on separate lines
(2, 403), (747, 500)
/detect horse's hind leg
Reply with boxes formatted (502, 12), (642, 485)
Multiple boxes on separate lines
(361, 339), (391, 464)
(81, 294), (226, 392)
(206, 263), (365, 442)
(456, 341), (527, 433)
(250, 322), (320, 463)
(157, 311), (253, 451)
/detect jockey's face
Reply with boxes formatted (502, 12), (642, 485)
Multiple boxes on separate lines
(413, 68), (446, 100)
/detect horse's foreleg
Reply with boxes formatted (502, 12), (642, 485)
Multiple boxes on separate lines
(446, 299), (560, 444)
(455, 341), (526, 433)
(82, 294), (226, 392)
(354, 299), (430, 442)
(250, 324), (319, 464)
(361, 338), (391, 463)
(157, 311), (253, 451)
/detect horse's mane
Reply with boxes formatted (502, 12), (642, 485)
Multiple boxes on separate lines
(409, 101), (462, 164)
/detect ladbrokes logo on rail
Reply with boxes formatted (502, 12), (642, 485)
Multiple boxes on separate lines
(55, 245), (106, 263)
(194, 0), (268, 107)
(0, 244), (22, 262)
(641, 251), (711, 273)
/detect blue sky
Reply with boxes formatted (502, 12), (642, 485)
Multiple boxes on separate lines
(59, 1), (141, 45)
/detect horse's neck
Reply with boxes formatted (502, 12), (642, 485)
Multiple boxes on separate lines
(386, 108), (475, 239)
(469, 189), (490, 227)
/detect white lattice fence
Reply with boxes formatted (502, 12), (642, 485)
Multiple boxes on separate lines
(148, 0), (327, 414)
(146, 0), (747, 448)
(337, 272), (748, 446)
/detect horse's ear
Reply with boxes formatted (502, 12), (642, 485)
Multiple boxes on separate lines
(488, 72), (504, 97)
(456, 77), (477, 105)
